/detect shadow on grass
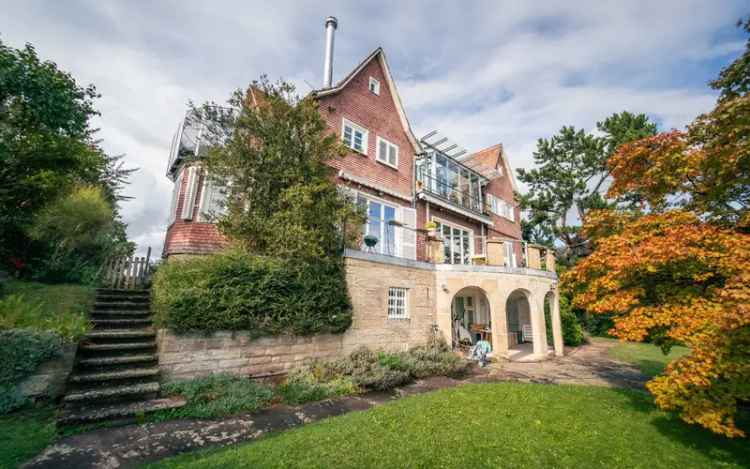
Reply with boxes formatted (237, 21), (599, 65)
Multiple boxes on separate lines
(610, 387), (750, 467)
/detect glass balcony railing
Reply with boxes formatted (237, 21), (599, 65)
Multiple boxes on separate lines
(416, 150), (489, 216)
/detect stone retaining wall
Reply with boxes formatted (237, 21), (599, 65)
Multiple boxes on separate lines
(157, 253), (437, 381)
(17, 344), (77, 400)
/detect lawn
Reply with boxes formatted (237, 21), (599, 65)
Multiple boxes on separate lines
(0, 405), (57, 469)
(151, 382), (749, 469)
(604, 338), (690, 377)
(2, 279), (94, 320)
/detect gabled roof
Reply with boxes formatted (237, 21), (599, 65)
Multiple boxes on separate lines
(459, 143), (518, 191)
(313, 47), (422, 154)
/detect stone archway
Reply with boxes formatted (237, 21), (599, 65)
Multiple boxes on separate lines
(505, 289), (533, 359)
(450, 286), (492, 352)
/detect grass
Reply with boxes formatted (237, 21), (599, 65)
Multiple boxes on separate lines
(604, 338), (690, 377)
(150, 382), (749, 469)
(0, 405), (57, 469)
(0, 280), (93, 341)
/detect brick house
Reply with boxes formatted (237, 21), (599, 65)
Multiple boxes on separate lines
(159, 18), (563, 369)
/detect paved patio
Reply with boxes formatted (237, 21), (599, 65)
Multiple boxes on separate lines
(24, 339), (647, 469)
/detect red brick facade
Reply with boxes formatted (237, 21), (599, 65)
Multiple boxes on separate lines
(163, 48), (522, 260)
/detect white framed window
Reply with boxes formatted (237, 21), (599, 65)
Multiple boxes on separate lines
(368, 77), (380, 95)
(357, 193), (398, 256)
(387, 287), (408, 319)
(433, 218), (473, 265)
(342, 118), (368, 154)
(376, 136), (399, 169)
(487, 194), (515, 221)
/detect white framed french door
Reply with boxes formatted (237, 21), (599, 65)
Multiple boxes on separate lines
(433, 218), (473, 265)
(357, 194), (398, 256)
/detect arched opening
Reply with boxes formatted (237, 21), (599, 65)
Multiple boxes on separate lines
(451, 287), (492, 355)
(505, 289), (533, 358)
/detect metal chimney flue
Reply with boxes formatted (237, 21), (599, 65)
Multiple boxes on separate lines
(323, 16), (338, 88)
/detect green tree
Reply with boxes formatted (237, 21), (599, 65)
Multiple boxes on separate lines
(196, 78), (362, 261)
(0, 40), (134, 273)
(517, 112), (657, 262)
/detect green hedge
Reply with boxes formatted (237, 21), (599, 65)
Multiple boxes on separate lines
(0, 329), (64, 414)
(152, 249), (353, 335)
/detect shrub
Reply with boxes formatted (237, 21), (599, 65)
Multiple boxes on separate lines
(0, 293), (90, 342)
(0, 329), (64, 414)
(152, 249), (353, 336)
(285, 338), (471, 396)
(560, 295), (585, 346)
(157, 374), (275, 420)
(277, 369), (357, 405)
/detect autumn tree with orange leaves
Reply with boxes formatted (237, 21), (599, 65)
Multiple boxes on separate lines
(564, 19), (750, 437)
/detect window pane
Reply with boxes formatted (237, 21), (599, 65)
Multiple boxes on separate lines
(452, 228), (461, 264)
(389, 146), (397, 165)
(344, 126), (352, 147)
(462, 231), (471, 264)
(354, 131), (363, 151)
(368, 202), (381, 249)
(384, 205), (396, 255)
(442, 224), (451, 264)
(436, 155), (447, 196)
(379, 140), (387, 161)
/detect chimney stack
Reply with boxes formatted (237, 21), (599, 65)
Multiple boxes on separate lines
(323, 16), (338, 88)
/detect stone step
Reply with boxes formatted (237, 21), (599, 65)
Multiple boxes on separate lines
(84, 329), (156, 343)
(62, 381), (160, 404)
(58, 397), (187, 426)
(79, 341), (156, 353)
(69, 367), (160, 384)
(96, 294), (150, 303)
(96, 288), (150, 296)
(91, 318), (153, 329)
(78, 354), (158, 367)
(90, 310), (151, 319)
(94, 301), (151, 311)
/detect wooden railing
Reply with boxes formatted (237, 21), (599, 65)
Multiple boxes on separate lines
(102, 247), (152, 290)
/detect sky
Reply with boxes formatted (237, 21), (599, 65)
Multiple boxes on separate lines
(1, 1), (747, 255)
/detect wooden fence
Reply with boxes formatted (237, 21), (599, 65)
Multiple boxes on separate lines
(102, 247), (152, 290)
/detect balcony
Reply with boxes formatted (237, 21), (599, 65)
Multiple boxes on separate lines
(416, 132), (491, 223)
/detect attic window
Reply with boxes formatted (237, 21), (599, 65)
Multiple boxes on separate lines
(368, 77), (380, 95)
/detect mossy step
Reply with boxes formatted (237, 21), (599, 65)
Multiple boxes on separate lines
(94, 301), (151, 310)
(58, 397), (186, 425)
(91, 309), (151, 317)
(78, 354), (157, 367)
(62, 381), (160, 403)
(96, 288), (150, 295)
(80, 341), (156, 352)
(85, 329), (156, 340)
(69, 367), (159, 383)
(96, 295), (150, 303)
(91, 318), (153, 327)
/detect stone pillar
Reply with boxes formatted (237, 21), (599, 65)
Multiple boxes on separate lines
(527, 246), (542, 270)
(486, 239), (505, 266)
(427, 237), (445, 264)
(546, 250), (556, 272)
(550, 289), (564, 356)
(530, 295), (548, 357)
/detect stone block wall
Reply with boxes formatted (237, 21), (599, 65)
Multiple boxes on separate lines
(17, 344), (76, 400)
(157, 252), (437, 381)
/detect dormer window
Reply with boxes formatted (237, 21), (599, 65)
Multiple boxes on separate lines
(368, 77), (380, 95)
(342, 118), (368, 154)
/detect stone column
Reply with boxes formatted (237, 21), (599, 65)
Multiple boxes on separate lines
(486, 239), (505, 266)
(545, 250), (556, 272)
(427, 237), (445, 264)
(550, 289), (564, 356)
(530, 295), (548, 357)
(527, 246), (542, 270)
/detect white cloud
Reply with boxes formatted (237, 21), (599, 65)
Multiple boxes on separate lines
(0, 0), (745, 255)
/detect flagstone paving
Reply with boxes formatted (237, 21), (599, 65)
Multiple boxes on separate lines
(24, 339), (647, 469)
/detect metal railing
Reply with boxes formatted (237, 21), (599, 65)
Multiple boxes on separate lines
(416, 173), (488, 215)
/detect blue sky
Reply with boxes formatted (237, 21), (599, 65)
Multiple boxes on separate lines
(0, 1), (747, 255)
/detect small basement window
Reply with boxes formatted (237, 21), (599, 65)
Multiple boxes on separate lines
(342, 118), (368, 154)
(369, 77), (380, 95)
(387, 287), (408, 319)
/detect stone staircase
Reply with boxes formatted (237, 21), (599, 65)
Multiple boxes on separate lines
(58, 288), (185, 426)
